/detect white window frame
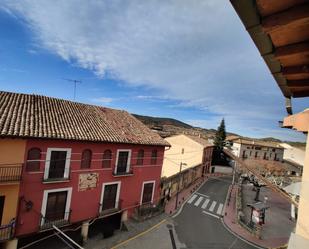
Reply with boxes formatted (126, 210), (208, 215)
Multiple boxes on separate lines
(44, 148), (72, 180)
(100, 181), (121, 212)
(40, 187), (72, 226)
(140, 180), (156, 205)
(114, 149), (131, 174)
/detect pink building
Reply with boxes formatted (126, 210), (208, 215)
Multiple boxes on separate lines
(0, 91), (169, 244)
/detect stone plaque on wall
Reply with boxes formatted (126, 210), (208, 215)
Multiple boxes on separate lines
(78, 173), (99, 191)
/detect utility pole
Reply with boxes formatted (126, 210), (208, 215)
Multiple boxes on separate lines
(63, 78), (82, 100)
(175, 162), (187, 210)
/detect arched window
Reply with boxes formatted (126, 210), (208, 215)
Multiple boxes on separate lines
(26, 148), (41, 171)
(81, 149), (92, 168)
(102, 150), (112, 168)
(151, 149), (157, 165)
(137, 149), (144, 165)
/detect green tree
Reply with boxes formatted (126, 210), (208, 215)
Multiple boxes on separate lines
(214, 118), (226, 151)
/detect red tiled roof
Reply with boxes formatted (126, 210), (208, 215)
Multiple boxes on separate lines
(0, 91), (169, 146)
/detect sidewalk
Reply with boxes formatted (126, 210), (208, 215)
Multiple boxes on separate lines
(223, 184), (294, 248)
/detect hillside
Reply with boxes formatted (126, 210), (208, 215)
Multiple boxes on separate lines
(133, 114), (306, 147)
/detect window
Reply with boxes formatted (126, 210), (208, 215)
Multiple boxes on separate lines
(41, 188), (72, 226)
(151, 150), (157, 165)
(255, 151), (258, 158)
(255, 147), (261, 150)
(26, 148), (41, 171)
(44, 148), (71, 181)
(102, 150), (112, 168)
(141, 181), (155, 204)
(81, 149), (92, 168)
(100, 182), (121, 211)
(115, 150), (131, 174)
(137, 149), (144, 165)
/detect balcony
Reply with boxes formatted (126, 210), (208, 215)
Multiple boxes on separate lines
(133, 202), (163, 221)
(99, 199), (123, 217)
(0, 221), (15, 242)
(39, 211), (71, 230)
(112, 168), (133, 177)
(0, 164), (22, 183)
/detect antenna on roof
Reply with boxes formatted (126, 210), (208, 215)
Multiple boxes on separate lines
(62, 78), (82, 100)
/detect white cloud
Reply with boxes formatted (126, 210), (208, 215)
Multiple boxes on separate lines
(91, 97), (114, 104)
(1, 0), (304, 141)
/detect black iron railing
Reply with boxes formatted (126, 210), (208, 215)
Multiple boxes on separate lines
(0, 221), (15, 242)
(0, 164), (22, 182)
(134, 202), (163, 221)
(39, 211), (71, 230)
(99, 199), (123, 216)
(112, 168), (133, 177)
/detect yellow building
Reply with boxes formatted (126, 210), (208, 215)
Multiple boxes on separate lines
(161, 134), (213, 198)
(0, 139), (25, 244)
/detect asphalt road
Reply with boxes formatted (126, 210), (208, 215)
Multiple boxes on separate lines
(172, 176), (259, 249)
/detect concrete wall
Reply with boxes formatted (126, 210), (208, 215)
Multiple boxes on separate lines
(281, 143), (305, 166)
(162, 135), (204, 178)
(295, 135), (309, 240)
(0, 139), (25, 226)
(211, 166), (233, 174)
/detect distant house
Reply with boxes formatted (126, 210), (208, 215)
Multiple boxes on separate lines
(0, 91), (169, 247)
(161, 134), (213, 202)
(227, 138), (284, 162)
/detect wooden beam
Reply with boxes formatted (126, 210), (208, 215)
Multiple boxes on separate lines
(275, 42), (309, 59)
(283, 64), (309, 75)
(292, 89), (309, 97)
(262, 3), (309, 33)
(287, 79), (309, 87)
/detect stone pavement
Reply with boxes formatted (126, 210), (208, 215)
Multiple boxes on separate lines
(223, 184), (295, 248)
(112, 218), (185, 249)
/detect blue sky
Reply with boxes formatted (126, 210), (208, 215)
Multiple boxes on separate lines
(0, 1), (307, 142)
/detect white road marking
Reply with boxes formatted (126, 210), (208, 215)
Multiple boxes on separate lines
(217, 203), (224, 215)
(209, 201), (217, 212)
(201, 199), (210, 209)
(202, 211), (220, 219)
(194, 196), (203, 206)
(196, 192), (209, 198)
(187, 194), (197, 204)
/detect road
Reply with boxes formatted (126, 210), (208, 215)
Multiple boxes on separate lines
(172, 176), (259, 249)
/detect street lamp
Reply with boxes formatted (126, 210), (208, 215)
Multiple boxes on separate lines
(175, 162), (187, 210)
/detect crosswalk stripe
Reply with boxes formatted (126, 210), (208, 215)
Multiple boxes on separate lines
(209, 201), (217, 212)
(187, 194), (197, 204)
(201, 199), (210, 209)
(216, 203), (223, 215)
(194, 196), (203, 206)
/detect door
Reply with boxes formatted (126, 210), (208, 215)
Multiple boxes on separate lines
(49, 151), (67, 178)
(102, 184), (118, 210)
(142, 182), (154, 204)
(0, 196), (5, 225)
(45, 191), (67, 221)
(116, 151), (129, 173)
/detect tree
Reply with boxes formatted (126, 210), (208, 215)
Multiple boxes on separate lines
(214, 118), (226, 151)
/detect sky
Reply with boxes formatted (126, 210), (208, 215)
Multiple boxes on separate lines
(0, 0), (307, 142)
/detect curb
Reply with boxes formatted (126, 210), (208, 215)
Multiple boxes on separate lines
(221, 185), (288, 249)
(110, 219), (167, 249)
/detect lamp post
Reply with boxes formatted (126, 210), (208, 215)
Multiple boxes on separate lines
(175, 162), (187, 210)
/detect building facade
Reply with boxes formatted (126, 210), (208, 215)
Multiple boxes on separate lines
(160, 134), (213, 202)
(228, 138), (284, 162)
(0, 139), (24, 244)
(0, 91), (169, 248)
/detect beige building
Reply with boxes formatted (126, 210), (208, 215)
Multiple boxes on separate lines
(161, 134), (213, 201)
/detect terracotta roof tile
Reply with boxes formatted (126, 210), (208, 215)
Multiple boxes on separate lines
(0, 91), (169, 146)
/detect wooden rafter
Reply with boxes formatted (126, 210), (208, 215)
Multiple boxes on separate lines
(287, 79), (309, 87)
(262, 2), (309, 33)
(275, 42), (309, 59)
